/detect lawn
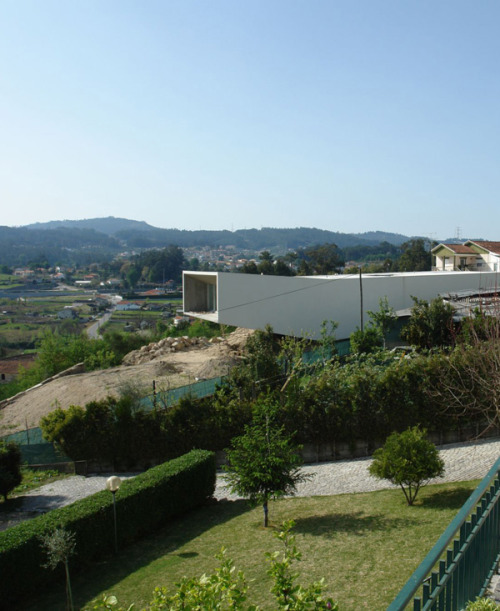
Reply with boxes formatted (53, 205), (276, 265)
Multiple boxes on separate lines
(22, 480), (478, 611)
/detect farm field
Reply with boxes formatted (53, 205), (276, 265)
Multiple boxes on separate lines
(0, 274), (23, 290)
(95, 298), (182, 335)
(0, 291), (96, 353)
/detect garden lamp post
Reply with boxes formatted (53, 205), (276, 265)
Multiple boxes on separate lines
(106, 475), (122, 553)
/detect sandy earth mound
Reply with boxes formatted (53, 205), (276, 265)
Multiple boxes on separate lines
(0, 328), (254, 435)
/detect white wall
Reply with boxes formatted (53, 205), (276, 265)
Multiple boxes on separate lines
(184, 271), (500, 340)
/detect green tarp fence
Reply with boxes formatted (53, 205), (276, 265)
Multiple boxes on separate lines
(1, 428), (70, 465)
(140, 376), (226, 411)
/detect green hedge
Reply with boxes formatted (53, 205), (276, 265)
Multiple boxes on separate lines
(0, 449), (215, 607)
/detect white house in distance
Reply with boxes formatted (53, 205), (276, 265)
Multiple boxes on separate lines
(432, 241), (500, 272)
(183, 270), (500, 341)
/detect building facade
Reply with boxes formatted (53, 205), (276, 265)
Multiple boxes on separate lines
(183, 270), (500, 341)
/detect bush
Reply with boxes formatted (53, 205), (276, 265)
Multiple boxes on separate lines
(465, 599), (500, 610)
(401, 296), (455, 350)
(0, 440), (22, 501)
(40, 396), (166, 469)
(0, 450), (215, 607)
(349, 325), (383, 354)
(369, 427), (445, 505)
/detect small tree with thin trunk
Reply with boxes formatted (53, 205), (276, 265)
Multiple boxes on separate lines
(367, 296), (397, 348)
(40, 528), (76, 611)
(224, 404), (308, 526)
(369, 426), (445, 505)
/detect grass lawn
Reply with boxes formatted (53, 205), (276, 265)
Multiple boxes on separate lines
(22, 480), (478, 611)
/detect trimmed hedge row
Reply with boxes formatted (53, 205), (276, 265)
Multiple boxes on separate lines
(0, 449), (215, 607)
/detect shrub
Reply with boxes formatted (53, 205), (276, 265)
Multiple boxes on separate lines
(0, 440), (22, 501)
(369, 427), (445, 505)
(349, 325), (383, 354)
(465, 599), (500, 610)
(0, 450), (215, 607)
(40, 396), (166, 469)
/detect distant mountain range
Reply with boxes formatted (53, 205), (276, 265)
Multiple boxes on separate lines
(25, 217), (414, 248)
(0, 216), (437, 268)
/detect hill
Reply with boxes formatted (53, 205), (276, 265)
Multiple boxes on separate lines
(0, 225), (120, 268)
(26, 216), (155, 235)
(0, 218), (430, 268)
(23, 217), (415, 249)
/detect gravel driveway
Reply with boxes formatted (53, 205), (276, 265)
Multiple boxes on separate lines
(2, 437), (500, 532)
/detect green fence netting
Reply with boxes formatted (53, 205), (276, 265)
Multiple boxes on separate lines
(3, 427), (45, 445)
(1, 427), (70, 465)
(140, 376), (225, 411)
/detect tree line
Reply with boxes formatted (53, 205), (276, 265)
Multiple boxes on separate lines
(236, 238), (432, 276)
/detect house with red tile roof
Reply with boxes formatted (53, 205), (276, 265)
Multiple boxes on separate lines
(0, 355), (36, 384)
(432, 241), (500, 272)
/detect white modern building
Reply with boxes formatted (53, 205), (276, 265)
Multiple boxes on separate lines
(183, 270), (500, 341)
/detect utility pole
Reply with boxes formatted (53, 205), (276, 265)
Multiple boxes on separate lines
(359, 267), (364, 332)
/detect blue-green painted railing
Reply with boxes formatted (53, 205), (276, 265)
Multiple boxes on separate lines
(389, 455), (500, 610)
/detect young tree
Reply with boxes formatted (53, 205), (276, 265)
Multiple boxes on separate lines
(224, 405), (308, 526)
(369, 427), (444, 505)
(368, 296), (397, 348)
(319, 319), (338, 364)
(0, 440), (22, 502)
(40, 528), (76, 611)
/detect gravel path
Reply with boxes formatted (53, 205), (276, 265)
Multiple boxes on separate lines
(214, 437), (500, 500)
(0, 474), (136, 531)
(2, 437), (500, 532)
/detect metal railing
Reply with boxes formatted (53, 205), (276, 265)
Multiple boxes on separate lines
(389, 455), (500, 610)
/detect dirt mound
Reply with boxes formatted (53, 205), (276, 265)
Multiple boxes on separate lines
(0, 328), (255, 435)
(122, 335), (209, 365)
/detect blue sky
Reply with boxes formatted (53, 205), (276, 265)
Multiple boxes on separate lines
(1, 1), (499, 240)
